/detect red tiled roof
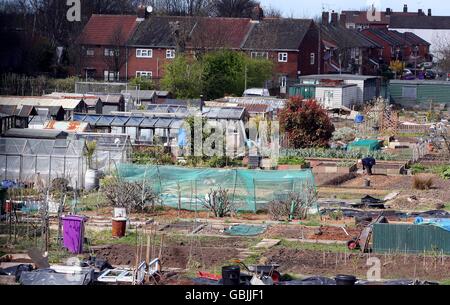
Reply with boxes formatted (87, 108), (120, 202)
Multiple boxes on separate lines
(191, 17), (253, 49)
(77, 14), (138, 46)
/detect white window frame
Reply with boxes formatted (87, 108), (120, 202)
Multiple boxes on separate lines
(104, 70), (119, 81)
(104, 48), (118, 57)
(251, 51), (269, 60)
(136, 71), (152, 79)
(136, 48), (153, 58)
(310, 53), (315, 65)
(166, 49), (176, 59)
(86, 49), (95, 56)
(278, 52), (288, 63)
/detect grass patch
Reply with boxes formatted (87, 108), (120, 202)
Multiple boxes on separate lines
(278, 239), (347, 253)
(440, 279), (450, 285)
(78, 192), (108, 211)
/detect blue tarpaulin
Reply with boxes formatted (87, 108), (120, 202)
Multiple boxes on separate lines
(414, 217), (450, 232)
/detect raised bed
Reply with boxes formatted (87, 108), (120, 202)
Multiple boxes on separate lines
(312, 162), (358, 174)
(357, 161), (408, 175)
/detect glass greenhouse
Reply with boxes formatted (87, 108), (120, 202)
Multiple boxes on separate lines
(0, 137), (86, 188)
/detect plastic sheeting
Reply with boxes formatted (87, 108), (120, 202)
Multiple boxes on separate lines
(224, 224), (267, 236)
(118, 164), (316, 212)
(414, 217), (450, 232)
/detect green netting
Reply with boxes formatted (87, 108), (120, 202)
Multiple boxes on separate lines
(347, 139), (382, 153)
(117, 164), (316, 212)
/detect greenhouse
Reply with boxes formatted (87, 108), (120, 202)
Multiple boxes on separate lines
(70, 132), (132, 173)
(0, 137), (86, 188)
(117, 164), (316, 212)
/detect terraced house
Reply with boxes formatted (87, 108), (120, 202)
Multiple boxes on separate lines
(76, 6), (321, 93)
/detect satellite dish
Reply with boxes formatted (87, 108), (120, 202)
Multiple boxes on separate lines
(146, 5), (153, 13)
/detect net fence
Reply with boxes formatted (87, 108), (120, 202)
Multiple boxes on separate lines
(117, 164), (316, 212)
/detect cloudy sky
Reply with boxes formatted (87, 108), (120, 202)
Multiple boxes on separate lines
(259, 0), (450, 18)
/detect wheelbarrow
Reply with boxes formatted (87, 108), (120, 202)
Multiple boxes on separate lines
(347, 215), (388, 252)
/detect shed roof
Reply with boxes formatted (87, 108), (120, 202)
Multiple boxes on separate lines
(3, 128), (69, 139)
(0, 97), (84, 111)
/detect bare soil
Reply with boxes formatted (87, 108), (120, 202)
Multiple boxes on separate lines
(264, 248), (450, 281)
(264, 225), (360, 241)
(93, 243), (240, 269)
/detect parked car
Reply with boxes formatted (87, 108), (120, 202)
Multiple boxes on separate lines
(417, 62), (433, 69)
(425, 70), (437, 80)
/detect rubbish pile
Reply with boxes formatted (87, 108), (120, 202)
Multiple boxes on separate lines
(0, 251), (162, 285)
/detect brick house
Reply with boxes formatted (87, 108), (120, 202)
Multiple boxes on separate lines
(76, 15), (138, 82)
(320, 12), (382, 75)
(241, 18), (320, 94)
(76, 9), (320, 94)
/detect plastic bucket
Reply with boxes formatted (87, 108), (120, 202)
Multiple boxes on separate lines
(335, 274), (357, 285)
(112, 218), (127, 238)
(222, 266), (240, 285)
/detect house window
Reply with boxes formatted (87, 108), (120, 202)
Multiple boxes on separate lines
(86, 49), (94, 56)
(278, 52), (288, 62)
(104, 70), (119, 81)
(136, 71), (152, 79)
(166, 49), (176, 59)
(251, 52), (268, 59)
(104, 48), (118, 57)
(310, 53), (315, 65)
(136, 48), (153, 58)
(279, 76), (287, 88)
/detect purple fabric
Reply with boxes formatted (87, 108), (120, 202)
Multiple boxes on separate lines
(62, 216), (85, 254)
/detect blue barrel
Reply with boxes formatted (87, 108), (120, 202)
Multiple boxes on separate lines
(355, 114), (364, 123)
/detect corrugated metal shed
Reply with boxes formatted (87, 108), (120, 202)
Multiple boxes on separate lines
(389, 80), (450, 106)
(373, 224), (450, 254)
(0, 97), (84, 110)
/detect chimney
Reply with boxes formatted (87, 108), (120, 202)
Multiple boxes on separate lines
(428, 9), (432, 16)
(386, 8), (392, 15)
(331, 11), (338, 26)
(418, 9), (423, 16)
(322, 11), (329, 25)
(403, 4), (408, 13)
(340, 13), (347, 27)
(137, 5), (150, 20)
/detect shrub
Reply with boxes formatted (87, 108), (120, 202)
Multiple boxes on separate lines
(412, 175), (433, 190)
(328, 209), (344, 220)
(268, 188), (317, 221)
(101, 176), (160, 213)
(439, 166), (450, 180)
(201, 187), (235, 218)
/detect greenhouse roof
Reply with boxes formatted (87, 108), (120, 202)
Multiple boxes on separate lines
(0, 137), (85, 156)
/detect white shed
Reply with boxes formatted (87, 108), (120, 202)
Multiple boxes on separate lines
(315, 84), (358, 109)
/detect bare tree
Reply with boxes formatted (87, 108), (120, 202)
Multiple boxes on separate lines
(212, 0), (259, 18)
(433, 34), (450, 74)
(102, 25), (131, 81)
